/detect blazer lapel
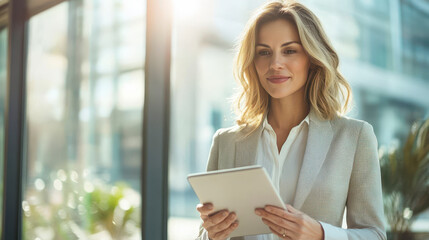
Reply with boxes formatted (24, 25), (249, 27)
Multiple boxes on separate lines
(235, 123), (264, 168)
(293, 110), (333, 209)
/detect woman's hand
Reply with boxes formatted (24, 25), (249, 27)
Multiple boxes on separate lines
(196, 203), (239, 240)
(255, 204), (324, 240)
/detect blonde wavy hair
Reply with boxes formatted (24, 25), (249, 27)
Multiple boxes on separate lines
(233, 0), (352, 130)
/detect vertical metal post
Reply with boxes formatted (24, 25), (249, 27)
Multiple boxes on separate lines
(142, 0), (172, 238)
(2, 0), (26, 239)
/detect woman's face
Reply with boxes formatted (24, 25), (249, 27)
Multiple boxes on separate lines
(254, 19), (311, 101)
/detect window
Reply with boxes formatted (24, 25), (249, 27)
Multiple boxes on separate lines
(168, 0), (254, 239)
(23, 0), (145, 238)
(401, 1), (429, 82)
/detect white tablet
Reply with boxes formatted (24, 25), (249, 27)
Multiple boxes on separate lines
(187, 165), (286, 238)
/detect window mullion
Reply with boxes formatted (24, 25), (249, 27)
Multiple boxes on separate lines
(2, 0), (26, 239)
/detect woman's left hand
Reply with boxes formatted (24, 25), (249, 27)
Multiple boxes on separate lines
(255, 204), (324, 240)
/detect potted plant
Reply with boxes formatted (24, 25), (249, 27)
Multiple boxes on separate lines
(380, 118), (429, 240)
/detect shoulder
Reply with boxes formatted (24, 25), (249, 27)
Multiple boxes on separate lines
(211, 122), (262, 146)
(213, 124), (250, 141)
(330, 115), (377, 144)
(331, 114), (374, 135)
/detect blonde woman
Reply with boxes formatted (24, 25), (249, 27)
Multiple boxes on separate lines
(196, 1), (386, 240)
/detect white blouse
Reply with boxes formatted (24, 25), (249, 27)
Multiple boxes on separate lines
(243, 114), (309, 240)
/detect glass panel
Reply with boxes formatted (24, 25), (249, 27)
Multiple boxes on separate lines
(169, 0), (429, 239)
(169, 0), (245, 239)
(401, 2), (429, 82)
(0, 26), (7, 237)
(23, 0), (145, 239)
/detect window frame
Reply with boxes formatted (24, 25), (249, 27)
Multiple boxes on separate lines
(26, 0), (65, 18)
(1, 0), (172, 239)
(142, 0), (172, 238)
(2, 0), (26, 238)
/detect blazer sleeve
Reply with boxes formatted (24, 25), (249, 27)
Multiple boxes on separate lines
(196, 130), (221, 240)
(320, 122), (387, 240)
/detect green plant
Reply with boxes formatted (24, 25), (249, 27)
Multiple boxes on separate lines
(83, 182), (140, 238)
(22, 170), (141, 240)
(380, 118), (429, 237)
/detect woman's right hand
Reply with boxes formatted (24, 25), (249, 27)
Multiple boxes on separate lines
(196, 203), (239, 240)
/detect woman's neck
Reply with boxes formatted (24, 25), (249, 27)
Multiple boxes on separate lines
(267, 97), (310, 131)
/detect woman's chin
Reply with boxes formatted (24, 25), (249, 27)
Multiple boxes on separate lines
(267, 91), (292, 100)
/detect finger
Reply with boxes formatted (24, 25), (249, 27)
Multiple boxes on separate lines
(202, 210), (230, 229)
(211, 220), (239, 240)
(261, 215), (298, 235)
(207, 212), (237, 233)
(285, 204), (300, 214)
(269, 226), (292, 240)
(262, 218), (284, 233)
(197, 203), (214, 222)
(201, 214), (208, 221)
(264, 205), (301, 224)
(196, 202), (214, 214)
(255, 209), (298, 231)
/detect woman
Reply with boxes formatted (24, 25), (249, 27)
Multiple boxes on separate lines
(196, 1), (386, 240)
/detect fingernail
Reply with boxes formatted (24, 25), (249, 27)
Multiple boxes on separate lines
(223, 211), (228, 216)
(255, 210), (261, 216)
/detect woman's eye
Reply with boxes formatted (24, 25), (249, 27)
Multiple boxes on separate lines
(258, 50), (270, 56)
(284, 49), (296, 54)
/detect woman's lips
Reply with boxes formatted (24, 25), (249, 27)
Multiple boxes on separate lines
(267, 77), (290, 83)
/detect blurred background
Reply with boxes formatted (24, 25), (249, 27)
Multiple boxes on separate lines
(168, 0), (429, 239)
(0, 0), (428, 239)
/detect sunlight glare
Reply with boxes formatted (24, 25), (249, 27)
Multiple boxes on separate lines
(173, 0), (201, 20)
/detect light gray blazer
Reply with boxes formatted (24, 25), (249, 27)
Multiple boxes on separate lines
(197, 110), (386, 240)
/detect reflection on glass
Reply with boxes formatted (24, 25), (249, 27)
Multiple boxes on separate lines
(23, 1), (145, 239)
(168, 0), (429, 239)
(0, 27), (7, 237)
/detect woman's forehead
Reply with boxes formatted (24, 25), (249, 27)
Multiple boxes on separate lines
(257, 19), (300, 45)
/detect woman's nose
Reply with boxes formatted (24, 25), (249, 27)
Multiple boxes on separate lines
(269, 54), (285, 70)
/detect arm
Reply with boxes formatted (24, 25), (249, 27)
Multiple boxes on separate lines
(320, 122), (386, 240)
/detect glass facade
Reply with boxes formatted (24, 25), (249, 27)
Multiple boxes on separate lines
(23, 0), (145, 239)
(0, 26), (7, 237)
(168, 0), (429, 239)
(401, 1), (429, 82)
